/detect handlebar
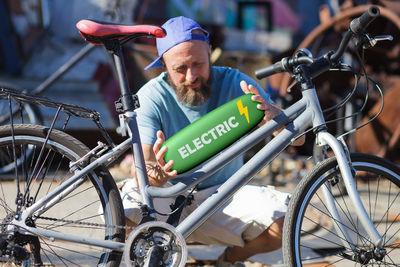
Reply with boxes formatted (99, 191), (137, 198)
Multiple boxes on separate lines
(350, 5), (380, 35)
(255, 6), (380, 80)
(255, 57), (313, 79)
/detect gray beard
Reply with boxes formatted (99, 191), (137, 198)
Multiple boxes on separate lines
(167, 69), (213, 106)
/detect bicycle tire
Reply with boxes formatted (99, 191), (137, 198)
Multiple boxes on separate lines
(0, 83), (43, 125)
(283, 152), (400, 266)
(0, 124), (125, 266)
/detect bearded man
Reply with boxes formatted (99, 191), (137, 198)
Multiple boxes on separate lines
(121, 16), (303, 266)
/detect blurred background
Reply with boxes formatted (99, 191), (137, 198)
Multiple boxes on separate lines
(1, 0), (399, 182)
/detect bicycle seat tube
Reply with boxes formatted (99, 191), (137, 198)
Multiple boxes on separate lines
(104, 39), (156, 214)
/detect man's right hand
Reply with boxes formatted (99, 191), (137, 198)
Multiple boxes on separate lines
(153, 130), (178, 178)
(137, 130), (177, 187)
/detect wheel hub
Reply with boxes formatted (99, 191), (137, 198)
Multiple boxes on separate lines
(1, 212), (43, 265)
(341, 247), (388, 265)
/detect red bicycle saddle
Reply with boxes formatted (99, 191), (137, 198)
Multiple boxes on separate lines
(76, 19), (166, 45)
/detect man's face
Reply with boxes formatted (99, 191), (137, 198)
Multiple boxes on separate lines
(162, 40), (212, 106)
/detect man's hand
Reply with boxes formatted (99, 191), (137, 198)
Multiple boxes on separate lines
(153, 130), (178, 179)
(240, 80), (305, 146)
(134, 130), (178, 187)
(240, 80), (282, 126)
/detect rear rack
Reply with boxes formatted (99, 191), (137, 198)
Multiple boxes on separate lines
(0, 87), (116, 147)
(0, 87), (100, 120)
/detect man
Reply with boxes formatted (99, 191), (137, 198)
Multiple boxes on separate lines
(121, 16), (304, 266)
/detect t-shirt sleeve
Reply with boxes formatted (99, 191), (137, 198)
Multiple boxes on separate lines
(136, 93), (160, 145)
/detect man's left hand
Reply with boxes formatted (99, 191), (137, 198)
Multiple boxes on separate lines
(240, 80), (282, 126)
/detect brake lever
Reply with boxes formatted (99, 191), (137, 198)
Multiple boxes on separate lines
(362, 34), (393, 49)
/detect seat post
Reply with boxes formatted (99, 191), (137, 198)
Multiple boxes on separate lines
(104, 39), (138, 112)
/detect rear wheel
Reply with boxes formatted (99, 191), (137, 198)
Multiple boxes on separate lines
(0, 124), (125, 266)
(284, 153), (400, 266)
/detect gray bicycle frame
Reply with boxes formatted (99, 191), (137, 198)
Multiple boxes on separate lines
(11, 81), (383, 253)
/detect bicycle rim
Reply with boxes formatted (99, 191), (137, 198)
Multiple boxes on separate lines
(0, 124), (124, 266)
(284, 153), (400, 266)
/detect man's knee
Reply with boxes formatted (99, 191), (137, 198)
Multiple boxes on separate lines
(261, 216), (284, 250)
(125, 217), (138, 238)
(268, 216), (284, 239)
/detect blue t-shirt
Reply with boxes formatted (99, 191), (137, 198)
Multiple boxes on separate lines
(136, 66), (272, 189)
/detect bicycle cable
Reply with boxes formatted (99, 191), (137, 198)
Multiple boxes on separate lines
(289, 38), (385, 145)
(150, 186), (198, 217)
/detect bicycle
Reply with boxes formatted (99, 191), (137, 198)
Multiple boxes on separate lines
(0, 5), (398, 267)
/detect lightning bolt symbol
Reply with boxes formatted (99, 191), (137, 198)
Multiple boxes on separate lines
(237, 99), (250, 123)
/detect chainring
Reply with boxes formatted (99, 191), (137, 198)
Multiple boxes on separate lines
(124, 221), (187, 267)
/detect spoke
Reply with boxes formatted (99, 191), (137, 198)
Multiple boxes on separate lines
(302, 214), (356, 248)
(60, 184), (95, 203)
(44, 154), (68, 196)
(299, 242), (351, 266)
(332, 179), (370, 248)
(40, 237), (70, 266)
(311, 191), (371, 247)
(40, 203), (102, 231)
(32, 149), (57, 203)
(0, 189), (11, 214)
(373, 174), (381, 225)
(383, 252), (398, 266)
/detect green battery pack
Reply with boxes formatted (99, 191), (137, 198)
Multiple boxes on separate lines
(162, 93), (264, 173)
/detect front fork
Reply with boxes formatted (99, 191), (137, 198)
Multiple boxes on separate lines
(315, 131), (383, 250)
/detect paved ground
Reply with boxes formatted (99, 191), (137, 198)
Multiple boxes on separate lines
(1, 156), (399, 266)
(112, 156), (400, 266)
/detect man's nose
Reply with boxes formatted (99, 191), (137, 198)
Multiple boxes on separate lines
(185, 68), (197, 83)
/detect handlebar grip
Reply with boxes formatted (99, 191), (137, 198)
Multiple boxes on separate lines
(350, 5), (380, 35)
(255, 61), (285, 79)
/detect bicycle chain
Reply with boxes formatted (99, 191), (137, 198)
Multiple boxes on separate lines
(37, 216), (137, 231)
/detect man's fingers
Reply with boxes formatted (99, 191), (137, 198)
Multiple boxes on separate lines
(240, 80), (261, 96)
(155, 145), (168, 166)
(248, 84), (260, 95)
(157, 130), (165, 140)
(240, 80), (250, 94)
(153, 130), (166, 156)
(251, 94), (265, 104)
(164, 160), (178, 176)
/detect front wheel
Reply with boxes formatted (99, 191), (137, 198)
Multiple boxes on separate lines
(283, 153), (400, 266)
